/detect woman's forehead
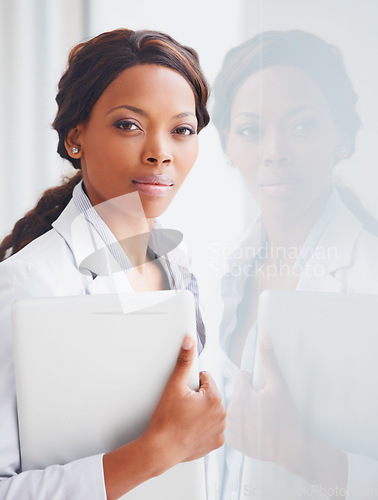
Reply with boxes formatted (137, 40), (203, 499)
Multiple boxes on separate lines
(106, 64), (193, 94)
(91, 64), (196, 116)
(231, 65), (332, 118)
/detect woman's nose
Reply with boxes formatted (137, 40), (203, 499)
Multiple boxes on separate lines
(143, 135), (173, 167)
(145, 155), (172, 166)
(263, 131), (291, 166)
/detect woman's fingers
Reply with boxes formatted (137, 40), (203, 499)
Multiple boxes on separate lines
(164, 335), (196, 391)
(235, 370), (253, 392)
(259, 334), (285, 388)
(226, 370), (253, 451)
(147, 335), (226, 466)
(198, 370), (219, 394)
(226, 336), (305, 464)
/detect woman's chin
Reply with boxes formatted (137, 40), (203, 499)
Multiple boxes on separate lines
(258, 188), (330, 222)
(141, 197), (175, 220)
(257, 190), (302, 210)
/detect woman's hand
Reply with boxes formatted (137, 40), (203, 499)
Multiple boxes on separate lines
(103, 335), (226, 500)
(146, 334), (227, 466)
(226, 335), (348, 498)
(226, 335), (305, 466)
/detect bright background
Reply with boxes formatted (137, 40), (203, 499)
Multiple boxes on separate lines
(1, 0), (377, 352)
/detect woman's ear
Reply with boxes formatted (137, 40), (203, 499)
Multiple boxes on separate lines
(64, 127), (83, 159)
(223, 129), (230, 152)
(224, 130), (236, 167)
(334, 127), (351, 163)
(336, 146), (350, 162)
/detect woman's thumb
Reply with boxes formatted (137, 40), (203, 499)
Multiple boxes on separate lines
(259, 335), (282, 386)
(169, 335), (196, 388)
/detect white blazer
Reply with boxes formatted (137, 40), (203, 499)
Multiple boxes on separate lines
(0, 196), (203, 500)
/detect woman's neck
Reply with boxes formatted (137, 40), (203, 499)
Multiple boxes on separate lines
(110, 217), (153, 269)
(261, 191), (330, 251)
(93, 192), (154, 268)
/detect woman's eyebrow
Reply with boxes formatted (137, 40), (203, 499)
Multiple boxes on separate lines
(174, 112), (196, 119)
(106, 106), (196, 120)
(286, 105), (319, 117)
(107, 105), (148, 116)
(235, 112), (260, 119)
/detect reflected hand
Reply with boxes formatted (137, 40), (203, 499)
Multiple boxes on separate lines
(226, 335), (306, 467)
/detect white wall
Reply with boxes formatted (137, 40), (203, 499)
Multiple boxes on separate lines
(0, 0), (90, 238)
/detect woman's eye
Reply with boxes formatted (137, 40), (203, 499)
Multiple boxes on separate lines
(174, 126), (196, 136)
(114, 121), (139, 131)
(292, 118), (318, 135)
(237, 125), (262, 138)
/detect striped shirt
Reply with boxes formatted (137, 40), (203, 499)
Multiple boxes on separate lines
(72, 181), (206, 351)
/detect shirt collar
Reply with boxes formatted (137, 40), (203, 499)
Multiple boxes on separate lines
(72, 181), (190, 274)
(73, 181), (133, 273)
(293, 188), (340, 271)
(230, 187), (346, 270)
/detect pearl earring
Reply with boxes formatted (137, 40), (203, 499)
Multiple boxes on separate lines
(72, 147), (79, 154)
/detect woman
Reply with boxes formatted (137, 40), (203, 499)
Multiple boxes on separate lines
(0, 29), (226, 499)
(212, 30), (378, 499)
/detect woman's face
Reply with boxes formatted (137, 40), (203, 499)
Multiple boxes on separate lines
(226, 65), (344, 217)
(67, 64), (198, 218)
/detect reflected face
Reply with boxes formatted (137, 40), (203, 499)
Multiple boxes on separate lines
(70, 64), (198, 218)
(226, 65), (342, 215)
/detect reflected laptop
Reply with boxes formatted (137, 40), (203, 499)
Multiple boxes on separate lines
(253, 290), (378, 456)
(242, 290), (378, 500)
(12, 290), (207, 500)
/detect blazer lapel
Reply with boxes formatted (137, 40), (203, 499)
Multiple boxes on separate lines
(52, 198), (133, 295)
(297, 200), (363, 293)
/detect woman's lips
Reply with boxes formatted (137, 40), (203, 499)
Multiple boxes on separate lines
(259, 176), (301, 196)
(131, 174), (174, 197)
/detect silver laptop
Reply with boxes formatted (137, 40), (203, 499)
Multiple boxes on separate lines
(12, 290), (207, 500)
(241, 290), (378, 500)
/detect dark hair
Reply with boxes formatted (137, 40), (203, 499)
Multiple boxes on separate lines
(212, 30), (361, 154)
(0, 28), (210, 261)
